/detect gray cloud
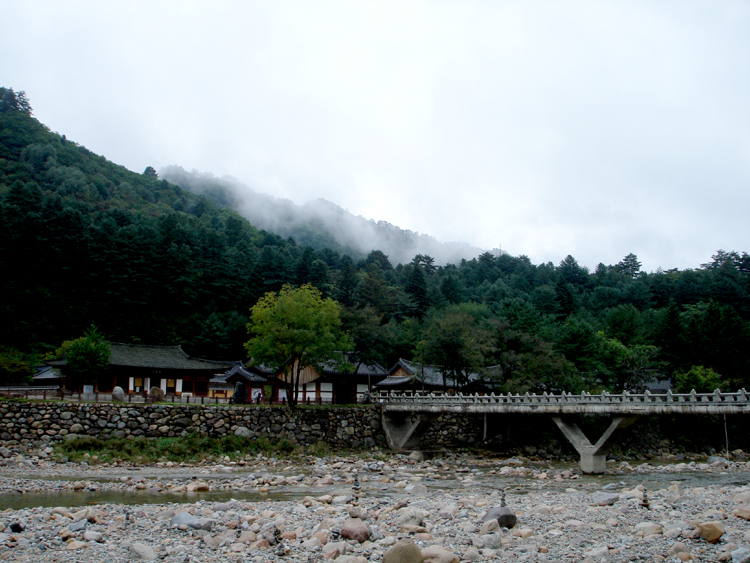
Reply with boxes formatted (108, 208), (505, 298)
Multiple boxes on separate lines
(3, 1), (748, 272)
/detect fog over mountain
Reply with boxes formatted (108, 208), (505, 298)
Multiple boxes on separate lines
(161, 166), (489, 266)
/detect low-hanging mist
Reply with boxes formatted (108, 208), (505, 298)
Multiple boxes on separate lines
(160, 165), (489, 266)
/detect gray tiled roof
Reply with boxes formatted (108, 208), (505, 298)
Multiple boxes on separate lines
(108, 343), (237, 370)
(319, 354), (388, 376)
(33, 366), (64, 380)
(211, 364), (272, 385)
(383, 358), (501, 389)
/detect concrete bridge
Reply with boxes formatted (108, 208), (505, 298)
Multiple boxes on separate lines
(376, 389), (750, 473)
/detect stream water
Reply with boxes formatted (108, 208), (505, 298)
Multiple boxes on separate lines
(1, 459), (747, 511)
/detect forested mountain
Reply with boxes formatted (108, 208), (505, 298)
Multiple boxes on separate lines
(2, 87), (750, 393)
(159, 165), (487, 266)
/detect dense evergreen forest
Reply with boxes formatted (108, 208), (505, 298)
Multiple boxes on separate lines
(2, 87), (749, 392)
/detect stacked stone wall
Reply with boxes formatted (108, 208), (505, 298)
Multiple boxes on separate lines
(0, 402), (388, 450)
(1, 402), (745, 458)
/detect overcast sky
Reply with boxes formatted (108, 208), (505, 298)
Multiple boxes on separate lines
(3, 1), (749, 272)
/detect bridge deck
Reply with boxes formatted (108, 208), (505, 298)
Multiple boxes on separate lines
(376, 389), (750, 415)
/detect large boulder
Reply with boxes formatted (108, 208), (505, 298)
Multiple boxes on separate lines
(481, 506), (517, 529)
(383, 539), (424, 563)
(340, 517), (370, 543)
(697, 521), (725, 544)
(421, 546), (459, 563)
(112, 386), (125, 402)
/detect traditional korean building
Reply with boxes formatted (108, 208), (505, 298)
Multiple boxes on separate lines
(48, 343), (237, 396)
(377, 358), (497, 393)
(210, 363), (284, 402)
(242, 354), (388, 404)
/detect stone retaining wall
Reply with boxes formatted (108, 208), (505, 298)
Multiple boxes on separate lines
(0, 402), (389, 450)
(1, 402), (744, 457)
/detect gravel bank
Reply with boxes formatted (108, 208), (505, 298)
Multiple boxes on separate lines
(1, 449), (750, 563)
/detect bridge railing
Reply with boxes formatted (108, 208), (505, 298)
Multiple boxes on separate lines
(375, 389), (750, 406)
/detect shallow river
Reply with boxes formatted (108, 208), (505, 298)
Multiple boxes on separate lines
(2, 458), (747, 511)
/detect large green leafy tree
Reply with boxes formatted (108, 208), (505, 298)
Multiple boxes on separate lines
(245, 284), (351, 410)
(58, 325), (110, 390)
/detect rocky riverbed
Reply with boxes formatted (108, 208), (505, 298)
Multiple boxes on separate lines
(1, 448), (750, 562)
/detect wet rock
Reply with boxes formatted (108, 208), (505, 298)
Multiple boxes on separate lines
(9, 522), (24, 533)
(383, 538), (424, 563)
(186, 480), (209, 492)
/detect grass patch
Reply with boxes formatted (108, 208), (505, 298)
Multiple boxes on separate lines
(54, 433), (306, 464)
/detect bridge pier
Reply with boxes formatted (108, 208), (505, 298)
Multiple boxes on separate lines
(552, 415), (640, 474)
(381, 411), (436, 450)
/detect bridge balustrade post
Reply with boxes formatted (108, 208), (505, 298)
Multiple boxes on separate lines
(739, 389), (748, 403)
(713, 390), (722, 403)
